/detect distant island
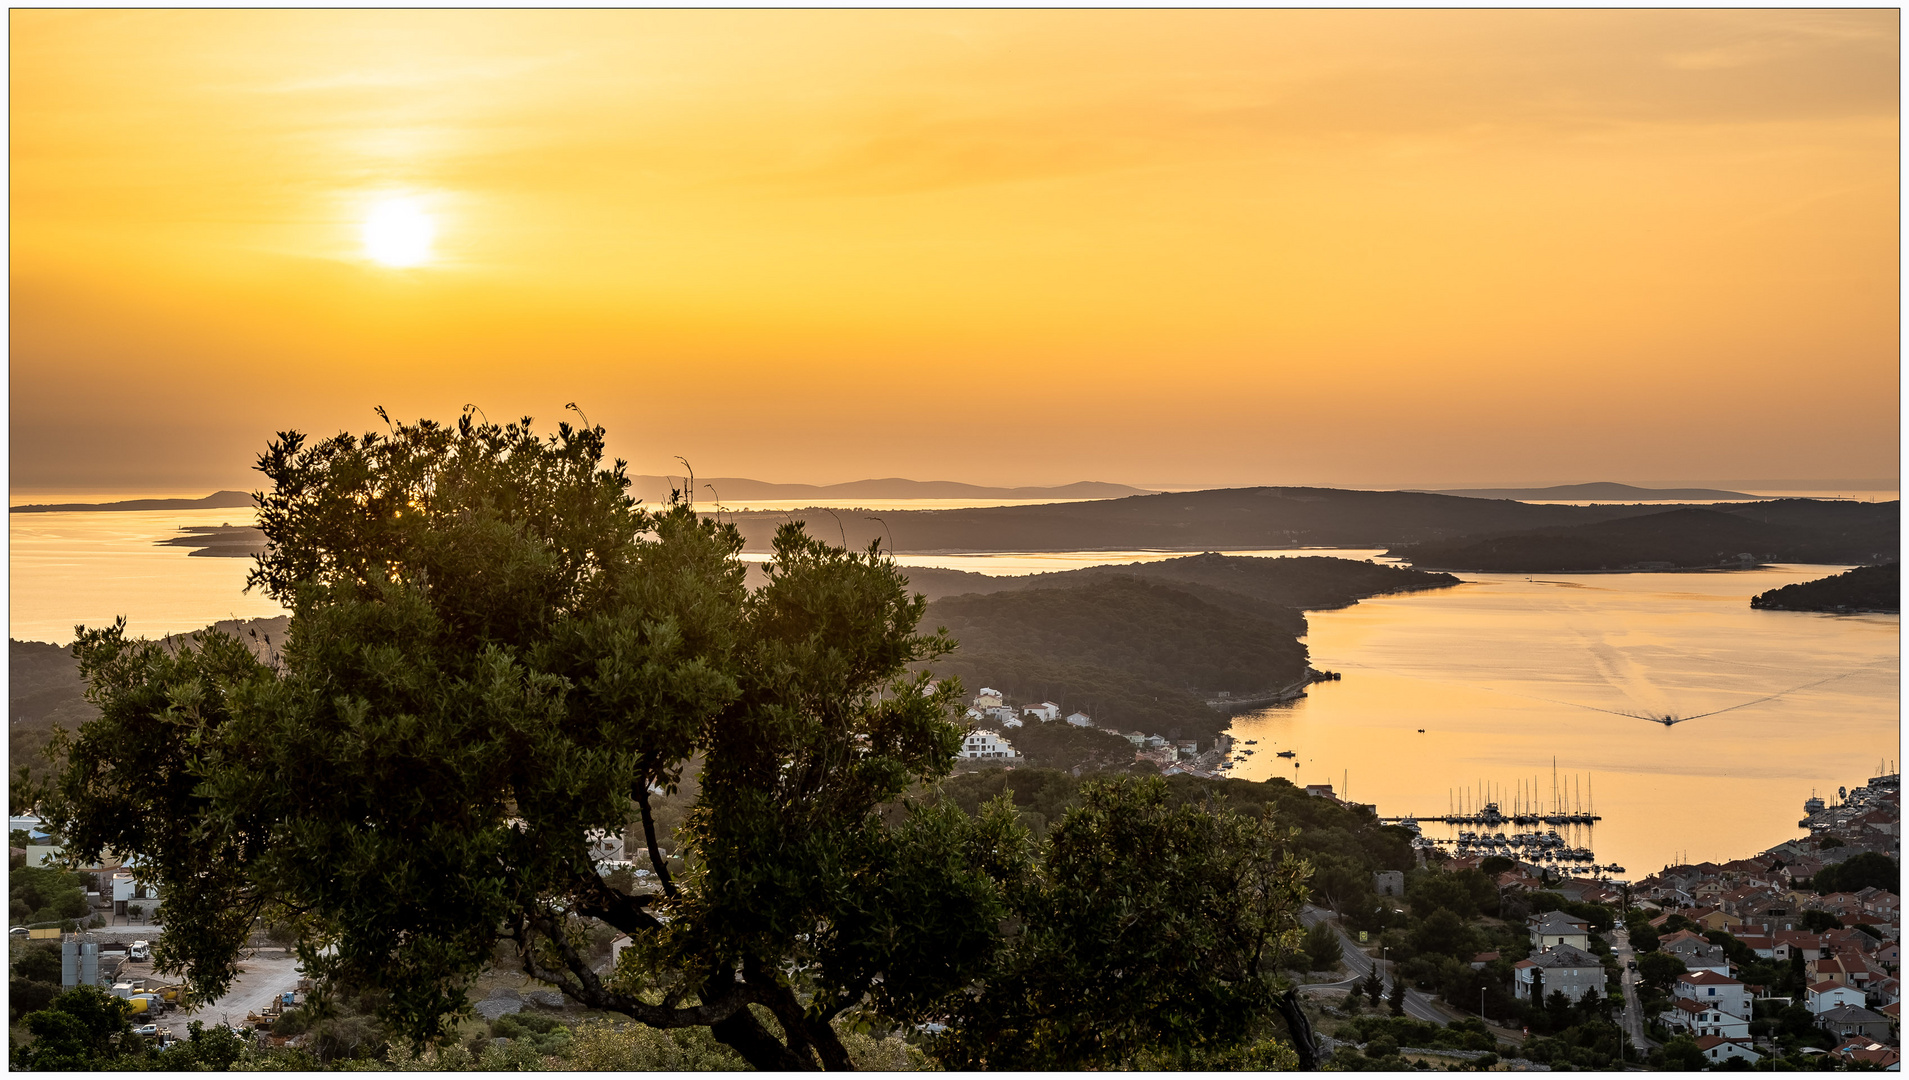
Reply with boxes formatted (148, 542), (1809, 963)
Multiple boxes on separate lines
(156, 486), (1898, 568)
(1392, 502), (1898, 573)
(631, 476), (1150, 502)
(1427, 481), (1759, 502)
(1751, 564), (1900, 614)
(12, 489), (255, 513)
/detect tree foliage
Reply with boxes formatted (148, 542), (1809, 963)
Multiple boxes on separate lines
(40, 415), (976, 1068)
(933, 776), (1309, 1069)
(36, 413), (1315, 1072)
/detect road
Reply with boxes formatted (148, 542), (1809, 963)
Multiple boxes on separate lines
(1609, 926), (1656, 1059)
(1298, 906), (1451, 1026)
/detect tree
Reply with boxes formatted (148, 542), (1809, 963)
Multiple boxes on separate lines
(1636, 951), (1687, 991)
(1800, 910), (1845, 932)
(932, 776), (1309, 1069)
(1361, 965), (1384, 1009)
(1303, 920), (1343, 972)
(10, 985), (132, 1070)
(1387, 978), (1405, 1016)
(1652, 1034), (1707, 1071)
(1478, 855), (1515, 876)
(1627, 920), (1659, 953)
(1408, 907), (1478, 959)
(12, 940), (63, 984)
(37, 415), (1000, 1069)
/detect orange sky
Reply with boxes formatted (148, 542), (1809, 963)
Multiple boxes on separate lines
(10, 10), (1900, 493)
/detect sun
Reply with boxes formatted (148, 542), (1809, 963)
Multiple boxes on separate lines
(361, 196), (436, 267)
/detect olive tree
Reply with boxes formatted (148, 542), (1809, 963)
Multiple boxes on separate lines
(41, 414), (1016, 1069)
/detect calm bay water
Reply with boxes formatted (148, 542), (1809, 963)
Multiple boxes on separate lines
(1221, 567), (1898, 879)
(10, 508), (283, 644)
(9, 510), (1897, 878)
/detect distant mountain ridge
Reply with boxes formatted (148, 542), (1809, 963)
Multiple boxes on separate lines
(12, 490), (256, 513)
(1427, 482), (1759, 502)
(629, 476), (1149, 502)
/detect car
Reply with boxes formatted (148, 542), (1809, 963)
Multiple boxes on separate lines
(132, 1024), (159, 1036)
(8, 927), (28, 937)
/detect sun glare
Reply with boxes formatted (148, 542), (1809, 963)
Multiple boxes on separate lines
(361, 196), (436, 267)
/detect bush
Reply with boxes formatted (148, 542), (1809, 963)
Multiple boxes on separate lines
(558, 1018), (748, 1070)
(10, 977), (60, 1021)
(1365, 1034), (1399, 1059)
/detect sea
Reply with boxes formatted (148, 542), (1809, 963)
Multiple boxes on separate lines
(9, 498), (1899, 880)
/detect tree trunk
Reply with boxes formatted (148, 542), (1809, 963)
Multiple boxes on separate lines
(711, 1005), (820, 1070)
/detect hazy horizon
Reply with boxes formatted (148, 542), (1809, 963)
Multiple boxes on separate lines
(10, 10), (1899, 495)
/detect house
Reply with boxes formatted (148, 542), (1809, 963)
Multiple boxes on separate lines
(1143, 734), (1168, 750)
(1816, 1004), (1893, 1042)
(1733, 932), (1779, 960)
(1122, 731), (1146, 747)
(1175, 739), (1200, 759)
(1672, 970), (1750, 1020)
(1775, 930), (1833, 963)
(1064, 712), (1094, 728)
(1024, 701), (1061, 722)
(1692, 1036), (1762, 1065)
(972, 688), (1005, 709)
(1662, 999), (1751, 1039)
(1830, 1039), (1902, 1070)
(1471, 951), (1500, 971)
(1528, 911), (1592, 952)
(1809, 952), (1875, 990)
(1000, 714), (1024, 729)
(1513, 944), (1604, 1003)
(1304, 784), (1338, 801)
(1806, 980), (1868, 1016)
(958, 730), (1018, 761)
(1660, 930), (1730, 976)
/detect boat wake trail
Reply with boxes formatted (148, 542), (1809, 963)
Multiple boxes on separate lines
(1336, 658), (1889, 729)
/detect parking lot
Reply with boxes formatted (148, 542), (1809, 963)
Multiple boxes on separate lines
(168, 951), (304, 1029)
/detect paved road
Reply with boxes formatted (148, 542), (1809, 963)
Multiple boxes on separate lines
(1298, 906), (1450, 1026)
(1609, 926), (1656, 1059)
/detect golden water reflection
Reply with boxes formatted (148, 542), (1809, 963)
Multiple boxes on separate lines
(1222, 568), (1899, 878)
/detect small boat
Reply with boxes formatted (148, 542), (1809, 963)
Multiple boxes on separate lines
(1245, 740), (1258, 745)
(1276, 750), (1296, 758)
(1417, 728), (1425, 733)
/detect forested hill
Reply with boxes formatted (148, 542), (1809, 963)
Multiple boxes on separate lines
(902, 552), (1457, 606)
(921, 555), (1458, 755)
(10, 616), (287, 787)
(1393, 502), (1898, 572)
(1751, 564), (1900, 614)
(724, 486), (1686, 554)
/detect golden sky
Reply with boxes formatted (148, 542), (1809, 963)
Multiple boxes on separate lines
(10, 10), (1900, 493)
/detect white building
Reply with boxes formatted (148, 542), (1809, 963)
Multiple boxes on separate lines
(1693, 1037), (1762, 1065)
(973, 688), (1005, 709)
(985, 705), (1019, 726)
(959, 730), (1018, 761)
(1000, 714), (1024, 729)
(1663, 999), (1752, 1039)
(1024, 702), (1061, 722)
(1807, 980), (1869, 1016)
(1513, 944), (1604, 1003)
(1674, 970), (1750, 1021)
(1065, 711), (1094, 728)
(1122, 731), (1146, 747)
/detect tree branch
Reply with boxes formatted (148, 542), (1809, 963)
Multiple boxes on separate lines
(635, 786), (678, 898)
